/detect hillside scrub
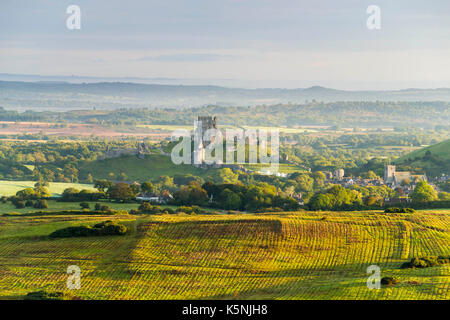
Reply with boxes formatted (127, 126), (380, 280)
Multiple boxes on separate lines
(401, 256), (450, 269)
(381, 277), (399, 286)
(24, 291), (71, 300)
(384, 207), (415, 213)
(49, 220), (127, 238)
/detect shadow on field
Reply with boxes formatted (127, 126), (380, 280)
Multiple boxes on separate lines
(153, 219), (283, 239)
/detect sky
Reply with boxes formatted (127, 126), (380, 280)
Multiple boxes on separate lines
(0, 0), (449, 89)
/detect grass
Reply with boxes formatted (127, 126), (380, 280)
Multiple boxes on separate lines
(397, 139), (450, 162)
(0, 200), (140, 214)
(0, 209), (448, 300)
(243, 163), (308, 174)
(78, 154), (221, 181)
(0, 180), (96, 197)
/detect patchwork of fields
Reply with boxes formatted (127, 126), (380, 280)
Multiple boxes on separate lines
(0, 210), (448, 300)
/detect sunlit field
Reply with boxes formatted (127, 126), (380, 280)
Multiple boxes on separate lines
(0, 181), (96, 197)
(0, 210), (448, 300)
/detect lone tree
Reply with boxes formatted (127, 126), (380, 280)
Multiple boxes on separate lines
(141, 181), (154, 194)
(411, 181), (437, 203)
(108, 183), (136, 202)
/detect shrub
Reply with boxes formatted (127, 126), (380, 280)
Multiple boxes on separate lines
(129, 209), (140, 215)
(401, 256), (450, 268)
(177, 206), (198, 214)
(24, 291), (70, 300)
(384, 207), (415, 213)
(94, 203), (102, 211)
(138, 202), (153, 213)
(49, 221), (127, 238)
(80, 202), (90, 209)
(49, 226), (96, 238)
(100, 223), (127, 235)
(381, 277), (399, 286)
(25, 200), (34, 207)
(14, 200), (25, 209)
(34, 199), (48, 209)
(165, 207), (176, 214)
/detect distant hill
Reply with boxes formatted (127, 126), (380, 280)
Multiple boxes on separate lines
(1, 80), (450, 110)
(395, 139), (450, 177)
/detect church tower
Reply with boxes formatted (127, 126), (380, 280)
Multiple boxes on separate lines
(384, 164), (396, 183)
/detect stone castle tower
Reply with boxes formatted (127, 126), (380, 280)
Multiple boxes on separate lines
(193, 116), (217, 165)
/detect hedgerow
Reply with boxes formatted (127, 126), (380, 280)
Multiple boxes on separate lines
(49, 220), (127, 238)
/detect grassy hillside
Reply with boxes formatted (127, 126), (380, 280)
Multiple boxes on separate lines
(78, 154), (219, 181)
(0, 210), (448, 299)
(0, 180), (96, 197)
(397, 139), (450, 162)
(395, 139), (450, 176)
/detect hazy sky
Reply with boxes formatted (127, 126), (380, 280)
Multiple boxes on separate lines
(1, 0), (449, 89)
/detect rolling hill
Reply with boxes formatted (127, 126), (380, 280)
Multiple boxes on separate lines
(77, 154), (219, 181)
(395, 139), (450, 176)
(397, 139), (450, 162)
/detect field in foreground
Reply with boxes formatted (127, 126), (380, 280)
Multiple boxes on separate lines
(0, 210), (448, 300)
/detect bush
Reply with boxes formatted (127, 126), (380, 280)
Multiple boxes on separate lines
(100, 205), (110, 212)
(34, 199), (48, 209)
(14, 200), (25, 209)
(401, 256), (450, 268)
(80, 202), (90, 209)
(381, 277), (399, 286)
(49, 221), (127, 238)
(25, 200), (34, 207)
(49, 226), (96, 238)
(100, 223), (127, 235)
(177, 206), (200, 214)
(384, 207), (415, 213)
(165, 207), (176, 214)
(24, 290), (70, 300)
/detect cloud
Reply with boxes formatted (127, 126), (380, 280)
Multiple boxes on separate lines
(137, 53), (236, 62)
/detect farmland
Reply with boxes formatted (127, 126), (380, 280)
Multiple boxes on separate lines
(0, 180), (96, 197)
(0, 210), (448, 300)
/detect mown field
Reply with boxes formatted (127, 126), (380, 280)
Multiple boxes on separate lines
(0, 210), (448, 300)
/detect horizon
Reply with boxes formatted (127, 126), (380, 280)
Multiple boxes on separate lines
(1, 72), (450, 91)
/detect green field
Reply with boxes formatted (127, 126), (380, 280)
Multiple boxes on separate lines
(0, 210), (448, 299)
(395, 139), (450, 176)
(0, 180), (96, 197)
(0, 200), (140, 215)
(397, 139), (450, 162)
(78, 154), (220, 181)
(244, 163), (308, 174)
